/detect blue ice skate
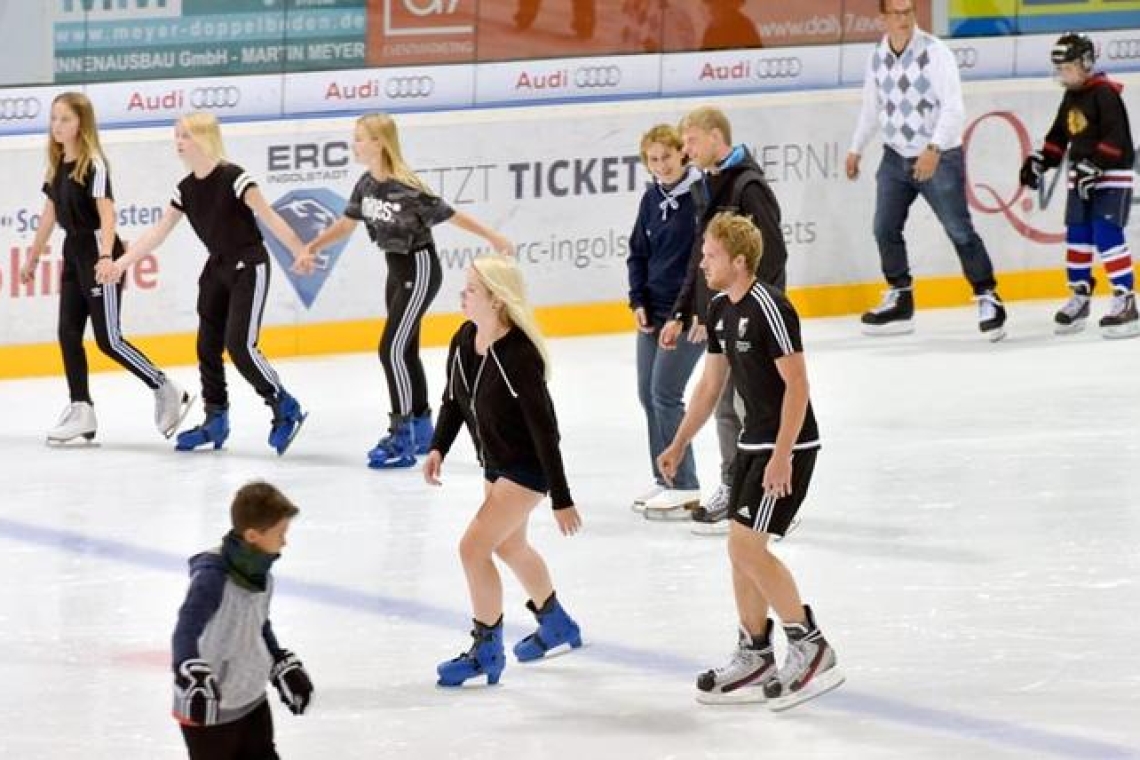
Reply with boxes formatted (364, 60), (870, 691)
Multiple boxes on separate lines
(513, 592), (582, 662)
(268, 390), (307, 456)
(367, 414), (416, 469)
(437, 618), (505, 687)
(412, 410), (434, 455)
(175, 407), (230, 451)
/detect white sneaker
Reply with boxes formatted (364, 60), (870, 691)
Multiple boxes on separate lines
(643, 488), (701, 521)
(47, 402), (97, 444)
(631, 484), (665, 514)
(154, 377), (195, 438)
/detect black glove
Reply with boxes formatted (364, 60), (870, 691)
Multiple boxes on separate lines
(173, 659), (220, 726)
(1074, 159), (1103, 201)
(1019, 151), (1046, 189)
(270, 650), (313, 715)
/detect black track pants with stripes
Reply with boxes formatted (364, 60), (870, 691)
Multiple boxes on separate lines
(196, 250), (282, 409)
(58, 234), (164, 403)
(380, 247), (442, 418)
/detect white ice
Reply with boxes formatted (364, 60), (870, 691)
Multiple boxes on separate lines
(1, 299), (1138, 760)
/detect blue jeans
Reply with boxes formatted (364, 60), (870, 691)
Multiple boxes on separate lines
(873, 147), (997, 295)
(636, 328), (703, 491)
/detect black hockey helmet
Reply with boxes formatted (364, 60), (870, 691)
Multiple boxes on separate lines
(1051, 32), (1095, 70)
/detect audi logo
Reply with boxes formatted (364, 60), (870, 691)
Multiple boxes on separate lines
(1106, 39), (1140, 60)
(190, 86), (241, 109)
(574, 65), (622, 88)
(753, 57), (802, 79)
(385, 76), (435, 98)
(0, 96), (42, 121)
(951, 47), (978, 69)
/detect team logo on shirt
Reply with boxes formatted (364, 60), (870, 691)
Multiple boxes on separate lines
(257, 188), (349, 308)
(361, 197), (402, 223)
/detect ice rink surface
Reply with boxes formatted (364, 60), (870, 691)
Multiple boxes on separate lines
(1, 299), (1138, 760)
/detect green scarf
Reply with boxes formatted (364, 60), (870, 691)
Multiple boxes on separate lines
(221, 531), (278, 592)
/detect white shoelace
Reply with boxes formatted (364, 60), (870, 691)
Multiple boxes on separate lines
(975, 293), (1001, 321)
(57, 403), (80, 426)
(871, 289), (901, 314)
(1106, 293), (1133, 318)
(1059, 293), (1090, 318)
(706, 483), (731, 511)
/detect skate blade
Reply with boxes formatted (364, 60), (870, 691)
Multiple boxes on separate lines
(861, 320), (914, 336)
(45, 435), (99, 447)
(1102, 323), (1140, 340)
(695, 687), (768, 705)
(983, 327), (1007, 343)
(767, 668), (845, 712)
(644, 505), (694, 522)
(161, 392), (198, 439)
(1054, 320), (1087, 336)
(275, 412), (308, 456)
(517, 640), (586, 663)
(691, 521), (730, 536)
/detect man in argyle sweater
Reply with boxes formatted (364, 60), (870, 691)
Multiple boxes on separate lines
(846, 0), (1007, 342)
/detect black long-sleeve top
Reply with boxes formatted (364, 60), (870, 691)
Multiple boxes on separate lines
(431, 321), (573, 509)
(1042, 73), (1135, 170)
(671, 146), (788, 324)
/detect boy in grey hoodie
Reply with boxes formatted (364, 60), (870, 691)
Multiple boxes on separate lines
(172, 481), (313, 759)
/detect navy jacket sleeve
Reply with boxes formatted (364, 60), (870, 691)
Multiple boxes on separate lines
(262, 620), (285, 660)
(627, 191), (652, 310)
(171, 561), (226, 670)
(431, 327), (468, 457)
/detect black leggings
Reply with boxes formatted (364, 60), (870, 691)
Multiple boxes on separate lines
(196, 251), (282, 409)
(380, 247), (442, 418)
(58, 234), (164, 403)
(180, 699), (279, 760)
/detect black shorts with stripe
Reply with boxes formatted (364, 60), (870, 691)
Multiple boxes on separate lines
(729, 449), (817, 536)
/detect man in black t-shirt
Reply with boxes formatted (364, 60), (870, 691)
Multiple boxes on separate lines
(658, 212), (843, 712)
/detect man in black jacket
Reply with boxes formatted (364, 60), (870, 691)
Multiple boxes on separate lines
(660, 106), (788, 534)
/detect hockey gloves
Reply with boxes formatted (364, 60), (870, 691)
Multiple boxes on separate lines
(1019, 151), (1046, 189)
(173, 658), (220, 726)
(270, 650), (313, 715)
(1074, 159), (1103, 201)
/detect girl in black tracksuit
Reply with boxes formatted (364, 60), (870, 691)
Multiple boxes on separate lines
(21, 92), (182, 444)
(423, 254), (582, 688)
(104, 112), (313, 455)
(307, 112), (512, 469)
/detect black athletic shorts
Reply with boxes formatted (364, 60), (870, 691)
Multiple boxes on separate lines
(484, 465), (549, 496)
(729, 449), (817, 536)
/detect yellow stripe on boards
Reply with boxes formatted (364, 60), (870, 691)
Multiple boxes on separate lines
(0, 268), (1081, 380)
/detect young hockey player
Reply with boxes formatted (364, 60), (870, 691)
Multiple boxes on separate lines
(1020, 32), (1139, 338)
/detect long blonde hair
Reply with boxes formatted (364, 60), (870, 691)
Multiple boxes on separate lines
(45, 92), (108, 185)
(472, 254), (551, 380)
(178, 111), (227, 163)
(355, 113), (431, 193)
